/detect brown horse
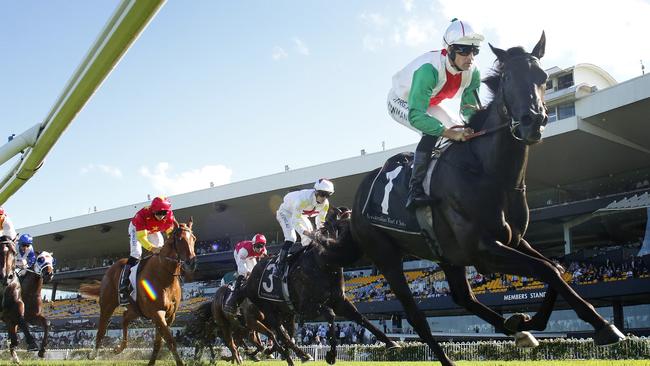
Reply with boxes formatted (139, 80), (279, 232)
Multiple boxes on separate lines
(80, 220), (197, 366)
(0, 236), (38, 364)
(20, 251), (56, 358)
(208, 285), (278, 364)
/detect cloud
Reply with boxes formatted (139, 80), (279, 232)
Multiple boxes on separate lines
(272, 46), (288, 60)
(402, 0), (414, 12)
(139, 162), (232, 195)
(362, 35), (385, 52)
(80, 164), (122, 178)
(293, 37), (310, 56)
(359, 12), (388, 28)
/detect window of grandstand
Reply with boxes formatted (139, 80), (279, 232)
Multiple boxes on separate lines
(557, 102), (576, 120)
(558, 72), (574, 89)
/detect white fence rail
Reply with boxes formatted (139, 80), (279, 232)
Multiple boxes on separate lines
(1, 338), (649, 361)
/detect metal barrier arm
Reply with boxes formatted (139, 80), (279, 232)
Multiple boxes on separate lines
(0, 0), (166, 206)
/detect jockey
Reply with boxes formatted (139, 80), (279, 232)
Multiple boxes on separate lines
(387, 18), (483, 209)
(15, 234), (36, 277)
(223, 233), (268, 314)
(273, 178), (333, 277)
(0, 207), (17, 239)
(119, 196), (176, 304)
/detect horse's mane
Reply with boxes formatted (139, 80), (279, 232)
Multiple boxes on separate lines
(467, 46), (529, 131)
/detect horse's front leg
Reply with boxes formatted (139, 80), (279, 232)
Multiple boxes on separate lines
(440, 263), (538, 348)
(34, 314), (49, 358)
(149, 326), (163, 366)
(8, 323), (20, 364)
(321, 307), (338, 365)
(114, 306), (138, 354)
(281, 314), (312, 362)
(151, 310), (183, 366)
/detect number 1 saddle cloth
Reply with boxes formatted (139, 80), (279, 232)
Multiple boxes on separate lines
(361, 150), (444, 234)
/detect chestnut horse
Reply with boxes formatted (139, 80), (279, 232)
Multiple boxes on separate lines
(20, 251), (56, 358)
(80, 220), (197, 366)
(0, 236), (38, 364)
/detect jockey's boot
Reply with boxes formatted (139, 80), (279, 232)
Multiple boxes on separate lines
(223, 275), (244, 315)
(406, 150), (434, 210)
(272, 241), (292, 278)
(119, 257), (137, 305)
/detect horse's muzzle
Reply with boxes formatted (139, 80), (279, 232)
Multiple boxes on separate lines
(183, 257), (197, 273)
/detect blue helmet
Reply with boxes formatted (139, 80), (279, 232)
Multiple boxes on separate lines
(18, 234), (33, 246)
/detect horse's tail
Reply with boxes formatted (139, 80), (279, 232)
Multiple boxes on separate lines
(79, 281), (102, 300)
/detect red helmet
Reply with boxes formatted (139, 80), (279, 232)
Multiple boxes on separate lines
(0, 207), (4, 215)
(151, 196), (172, 212)
(252, 234), (267, 246)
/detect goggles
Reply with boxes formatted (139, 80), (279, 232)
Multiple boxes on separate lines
(316, 190), (332, 198)
(453, 44), (480, 56)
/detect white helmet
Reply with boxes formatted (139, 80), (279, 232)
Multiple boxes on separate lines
(442, 18), (484, 48)
(314, 178), (334, 194)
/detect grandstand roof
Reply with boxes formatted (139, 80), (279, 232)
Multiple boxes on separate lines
(19, 73), (650, 265)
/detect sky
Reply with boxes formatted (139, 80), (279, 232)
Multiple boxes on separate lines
(1, 0), (650, 228)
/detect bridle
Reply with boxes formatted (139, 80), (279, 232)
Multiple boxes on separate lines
(464, 55), (546, 142)
(158, 225), (195, 275)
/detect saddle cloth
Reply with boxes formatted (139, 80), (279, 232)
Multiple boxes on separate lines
(257, 259), (290, 302)
(361, 150), (447, 234)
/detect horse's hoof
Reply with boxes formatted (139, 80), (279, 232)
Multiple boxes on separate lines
(114, 345), (125, 354)
(10, 351), (20, 365)
(250, 353), (261, 362)
(386, 340), (401, 350)
(505, 313), (531, 333)
(38, 349), (45, 358)
(514, 331), (539, 348)
(594, 324), (625, 346)
(88, 349), (97, 360)
(325, 350), (336, 364)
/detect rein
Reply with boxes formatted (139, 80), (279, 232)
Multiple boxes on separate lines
(157, 226), (192, 276)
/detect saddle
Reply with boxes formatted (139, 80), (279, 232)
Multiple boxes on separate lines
(361, 151), (447, 260)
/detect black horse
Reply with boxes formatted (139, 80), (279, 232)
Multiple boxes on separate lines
(245, 209), (398, 365)
(344, 33), (625, 366)
(0, 236), (39, 364)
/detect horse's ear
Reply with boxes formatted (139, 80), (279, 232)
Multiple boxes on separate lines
(188, 216), (193, 229)
(489, 43), (509, 63)
(532, 31), (546, 59)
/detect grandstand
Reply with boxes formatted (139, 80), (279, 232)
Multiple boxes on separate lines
(14, 64), (650, 341)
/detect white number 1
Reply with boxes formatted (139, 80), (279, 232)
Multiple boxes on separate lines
(381, 166), (402, 214)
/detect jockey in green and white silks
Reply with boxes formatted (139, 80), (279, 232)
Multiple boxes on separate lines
(387, 18), (484, 209)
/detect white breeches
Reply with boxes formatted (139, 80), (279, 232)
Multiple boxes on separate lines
(234, 254), (257, 276)
(276, 210), (313, 247)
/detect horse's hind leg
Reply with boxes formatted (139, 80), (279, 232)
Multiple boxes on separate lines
(114, 306), (138, 354)
(333, 297), (399, 349)
(365, 232), (454, 365)
(281, 315), (312, 362)
(478, 238), (624, 345)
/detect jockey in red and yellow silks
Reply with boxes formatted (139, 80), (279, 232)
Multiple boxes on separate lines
(119, 196), (175, 305)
